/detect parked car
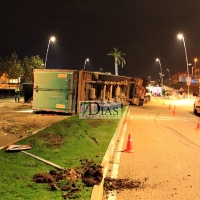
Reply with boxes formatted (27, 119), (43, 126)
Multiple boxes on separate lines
(194, 96), (200, 114)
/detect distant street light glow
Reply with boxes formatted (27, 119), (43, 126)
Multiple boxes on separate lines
(177, 34), (183, 39)
(50, 36), (55, 42)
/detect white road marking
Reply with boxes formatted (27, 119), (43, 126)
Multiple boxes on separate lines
(111, 122), (127, 178)
(130, 115), (197, 121)
(107, 122), (127, 200)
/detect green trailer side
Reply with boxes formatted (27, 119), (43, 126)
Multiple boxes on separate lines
(32, 69), (78, 113)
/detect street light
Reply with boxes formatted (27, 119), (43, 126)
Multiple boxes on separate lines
(84, 58), (89, 70)
(177, 34), (190, 99)
(194, 58), (198, 72)
(198, 78), (200, 93)
(156, 58), (163, 89)
(192, 66), (194, 75)
(166, 69), (171, 85)
(187, 63), (192, 75)
(44, 36), (56, 68)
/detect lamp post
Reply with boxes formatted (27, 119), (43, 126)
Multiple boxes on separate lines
(187, 63), (192, 75)
(44, 36), (56, 68)
(198, 78), (200, 94)
(192, 66), (194, 75)
(166, 69), (171, 85)
(84, 58), (89, 70)
(177, 34), (190, 99)
(156, 58), (163, 89)
(194, 58), (198, 69)
(194, 58), (198, 75)
(148, 76), (151, 86)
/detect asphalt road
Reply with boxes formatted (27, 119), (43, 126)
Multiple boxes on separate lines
(107, 96), (200, 200)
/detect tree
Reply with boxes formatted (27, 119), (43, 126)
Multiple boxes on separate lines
(0, 52), (44, 83)
(107, 47), (126, 75)
(4, 52), (22, 79)
(0, 57), (5, 76)
(21, 55), (44, 82)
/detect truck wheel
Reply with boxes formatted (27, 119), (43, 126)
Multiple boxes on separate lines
(139, 98), (144, 106)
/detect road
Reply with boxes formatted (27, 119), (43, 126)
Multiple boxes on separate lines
(107, 96), (200, 200)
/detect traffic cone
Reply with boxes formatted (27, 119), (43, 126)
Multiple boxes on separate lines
(195, 119), (200, 130)
(172, 106), (176, 116)
(168, 104), (171, 110)
(123, 134), (133, 153)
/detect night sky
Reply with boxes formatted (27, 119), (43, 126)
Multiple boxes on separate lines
(0, 1), (200, 80)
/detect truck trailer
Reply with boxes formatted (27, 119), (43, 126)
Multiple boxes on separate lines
(32, 69), (146, 114)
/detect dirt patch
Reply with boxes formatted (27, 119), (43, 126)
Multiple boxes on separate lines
(103, 177), (147, 199)
(104, 177), (145, 191)
(32, 159), (103, 199)
(0, 99), (70, 148)
(86, 119), (115, 128)
(36, 132), (67, 149)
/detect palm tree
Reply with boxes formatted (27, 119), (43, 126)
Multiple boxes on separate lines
(107, 47), (126, 75)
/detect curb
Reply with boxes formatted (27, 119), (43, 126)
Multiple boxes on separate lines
(90, 106), (129, 200)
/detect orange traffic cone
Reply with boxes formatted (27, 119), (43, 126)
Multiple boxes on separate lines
(172, 106), (176, 116)
(123, 134), (133, 153)
(168, 104), (171, 110)
(196, 119), (200, 130)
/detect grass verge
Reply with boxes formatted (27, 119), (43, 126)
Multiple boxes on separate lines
(0, 108), (125, 200)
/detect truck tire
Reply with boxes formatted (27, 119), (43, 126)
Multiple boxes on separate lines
(139, 98), (144, 106)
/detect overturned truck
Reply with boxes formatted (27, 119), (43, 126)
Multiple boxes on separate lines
(32, 69), (146, 114)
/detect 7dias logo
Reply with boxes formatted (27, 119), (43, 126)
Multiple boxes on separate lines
(79, 101), (122, 119)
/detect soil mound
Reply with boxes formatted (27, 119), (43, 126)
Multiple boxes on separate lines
(33, 159), (145, 199)
(33, 159), (103, 199)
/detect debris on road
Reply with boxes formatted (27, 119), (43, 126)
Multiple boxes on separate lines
(104, 177), (144, 191)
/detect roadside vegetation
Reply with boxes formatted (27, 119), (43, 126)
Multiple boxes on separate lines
(0, 52), (44, 82)
(0, 111), (124, 200)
